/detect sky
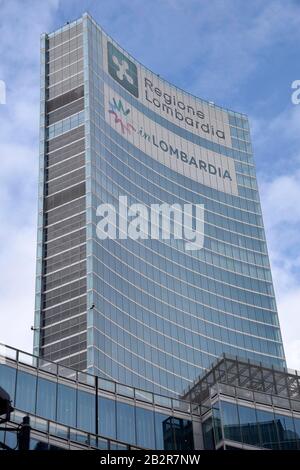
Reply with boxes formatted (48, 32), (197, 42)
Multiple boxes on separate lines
(0, 0), (299, 370)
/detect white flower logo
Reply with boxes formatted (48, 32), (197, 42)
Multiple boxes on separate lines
(112, 55), (134, 85)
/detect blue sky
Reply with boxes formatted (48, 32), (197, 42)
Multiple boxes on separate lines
(0, 0), (300, 369)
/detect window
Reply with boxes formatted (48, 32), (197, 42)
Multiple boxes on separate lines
(155, 412), (172, 450)
(116, 401), (136, 445)
(293, 416), (300, 450)
(30, 439), (49, 450)
(47, 125), (84, 153)
(36, 377), (57, 421)
(77, 389), (95, 433)
(154, 413), (194, 450)
(256, 408), (278, 449)
(136, 406), (155, 449)
(57, 383), (76, 427)
(47, 85), (84, 113)
(98, 397), (116, 439)
(48, 97), (84, 125)
(212, 403), (222, 443)
(15, 371), (36, 414)
(221, 401), (241, 443)
(0, 430), (4, 448)
(275, 413), (297, 450)
(0, 364), (16, 404)
(202, 417), (215, 449)
(238, 405), (259, 447)
(172, 418), (194, 450)
(4, 428), (17, 449)
(45, 182), (85, 211)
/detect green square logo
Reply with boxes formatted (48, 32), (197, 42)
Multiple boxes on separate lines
(107, 42), (139, 98)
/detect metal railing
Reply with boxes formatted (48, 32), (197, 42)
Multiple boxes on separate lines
(2, 408), (141, 450)
(0, 342), (201, 416)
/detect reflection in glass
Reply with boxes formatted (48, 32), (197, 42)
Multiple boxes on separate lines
(136, 406), (155, 448)
(256, 409), (278, 449)
(155, 412), (194, 450)
(77, 389), (95, 433)
(116, 401), (136, 444)
(15, 371), (37, 414)
(275, 414), (298, 450)
(202, 417), (214, 449)
(238, 405), (259, 447)
(36, 377), (57, 421)
(57, 383), (76, 427)
(221, 401), (241, 443)
(0, 364), (16, 403)
(98, 396), (116, 439)
(212, 403), (222, 443)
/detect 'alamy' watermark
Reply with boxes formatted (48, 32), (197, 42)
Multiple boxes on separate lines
(96, 196), (205, 251)
(291, 80), (300, 104)
(0, 80), (6, 105)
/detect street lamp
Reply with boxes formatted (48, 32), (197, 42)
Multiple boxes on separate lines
(0, 387), (30, 450)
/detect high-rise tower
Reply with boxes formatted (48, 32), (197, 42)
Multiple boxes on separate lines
(34, 13), (286, 396)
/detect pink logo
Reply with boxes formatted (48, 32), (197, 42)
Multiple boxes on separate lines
(108, 98), (136, 134)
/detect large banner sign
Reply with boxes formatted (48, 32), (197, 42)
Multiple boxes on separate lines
(103, 37), (238, 195)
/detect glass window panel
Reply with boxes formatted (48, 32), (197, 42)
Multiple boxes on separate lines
(49, 421), (69, 440)
(202, 417), (215, 449)
(293, 417), (300, 450)
(238, 405), (260, 447)
(136, 406), (155, 449)
(15, 371), (37, 414)
(256, 408), (278, 449)
(96, 437), (109, 450)
(98, 378), (115, 393)
(57, 383), (76, 427)
(275, 413), (297, 450)
(0, 364), (16, 404)
(36, 377), (57, 421)
(77, 389), (95, 433)
(212, 403), (222, 443)
(30, 439), (49, 450)
(116, 401), (136, 445)
(98, 396), (116, 440)
(155, 412), (173, 450)
(116, 383), (134, 398)
(172, 417), (194, 450)
(154, 413), (194, 450)
(0, 430), (4, 447)
(4, 428), (18, 449)
(70, 429), (89, 445)
(221, 401), (241, 443)
(110, 442), (128, 450)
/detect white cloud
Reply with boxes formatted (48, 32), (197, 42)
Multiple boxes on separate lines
(0, 224), (37, 352)
(0, 0), (59, 352)
(0, 0), (299, 376)
(262, 171), (300, 232)
(259, 146), (300, 370)
(277, 287), (300, 371)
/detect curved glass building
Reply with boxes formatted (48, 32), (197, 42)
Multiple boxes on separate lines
(34, 13), (286, 397)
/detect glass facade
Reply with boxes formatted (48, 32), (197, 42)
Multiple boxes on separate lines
(0, 345), (198, 450)
(202, 399), (300, 450)
(184, 355), (300, 450)
(1, 345), (299, 451)
(34, 13), (286, 397)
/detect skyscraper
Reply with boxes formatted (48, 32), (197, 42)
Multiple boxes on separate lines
(34, 12), (286, 397)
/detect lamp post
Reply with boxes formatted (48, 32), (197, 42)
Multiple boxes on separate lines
(0, 386), (31, 450)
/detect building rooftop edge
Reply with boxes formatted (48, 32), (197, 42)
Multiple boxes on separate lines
(43, 11), (249, 119)
(0, 342), (195, 407)
(182, 352), (300, 403)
